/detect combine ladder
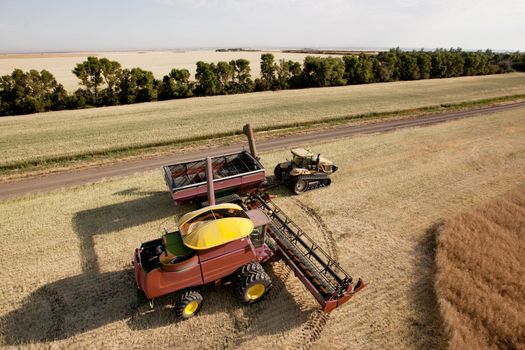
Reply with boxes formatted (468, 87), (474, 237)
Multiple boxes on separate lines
(252, 195), (365, 312)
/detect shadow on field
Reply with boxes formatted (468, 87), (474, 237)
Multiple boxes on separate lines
(407, 221), (446, 350)
(2, 187), (301, 344)
(72, 188), (176, 274)
(1, 269), (137, 344)
(1, 265), (301, 344)
(126, 264), (308, 339)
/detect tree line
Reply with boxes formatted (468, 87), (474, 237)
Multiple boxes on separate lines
(2, 48), (525, 116)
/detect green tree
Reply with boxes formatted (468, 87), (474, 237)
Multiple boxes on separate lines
(229, 59), (254, 93)
(72, 56), (121, 106)
(118, 68), (158, 104)
(194, 61), (220, 96)
(444, 49), (465, 77)
(302, 56), (346, 87)
(158, 68), (193, 100)
(0, 69), (67, 116)
(274, 59), (301, 90)
(430, 50), (447, 78)
(416, 51), (431, 79)
(258, 53), (276, 90)
(217, 61), (235, 94)
(357, 53), (375, 83)
(399, 52), (420, 80)
(343, 55), (360, 84)
(512, 52), (525, 71)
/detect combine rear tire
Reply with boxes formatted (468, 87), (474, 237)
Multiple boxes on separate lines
(236, 270), (272, 304)
(293, 178), (308, 195)
(176, 290), (203, 320)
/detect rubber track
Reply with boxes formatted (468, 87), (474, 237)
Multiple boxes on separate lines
(290, 174), (331, 194)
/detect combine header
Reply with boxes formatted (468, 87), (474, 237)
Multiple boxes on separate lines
(248, 195), (365, 312)
(133, 124), (365, 319)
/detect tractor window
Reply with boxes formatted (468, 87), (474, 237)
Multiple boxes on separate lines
(293, 155), (303, 168)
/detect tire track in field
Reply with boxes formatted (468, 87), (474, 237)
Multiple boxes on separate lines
(221, 196), (337, 349)
(215, 261), (293, 349)
(285, 198), (338, 350)
(293, 199), (339, 259)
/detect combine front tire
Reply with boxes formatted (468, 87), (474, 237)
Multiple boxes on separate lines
(236, 270), (272, 304)
(176, 290), (203, 320)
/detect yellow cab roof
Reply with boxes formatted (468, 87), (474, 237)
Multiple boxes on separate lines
(291, 148), (313, 157)
(178, 203), (254, 250)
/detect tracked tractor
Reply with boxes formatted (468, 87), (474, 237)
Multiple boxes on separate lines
(274, 148), (338, 194)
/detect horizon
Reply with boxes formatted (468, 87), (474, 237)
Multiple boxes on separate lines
(1, 0), (524, 53)
(1, 46), (522, 55)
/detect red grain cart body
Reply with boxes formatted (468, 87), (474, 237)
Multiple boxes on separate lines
(163, 151), (265, 205)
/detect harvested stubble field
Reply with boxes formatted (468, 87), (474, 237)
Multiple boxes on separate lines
(0, 50), (335, 92)
(1, 73), (525, 169)
(435, 186), (525, 349)
(0, 108), (524, 349)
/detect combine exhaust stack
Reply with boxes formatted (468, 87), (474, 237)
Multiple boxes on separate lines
(205, 157), (216, 206)
(250, 195), (366, 312)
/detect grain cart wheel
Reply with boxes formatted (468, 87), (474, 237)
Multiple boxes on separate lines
(176, 290), (203, 320)
(293, 178), (308, 195)
(236, 271), (272, 304)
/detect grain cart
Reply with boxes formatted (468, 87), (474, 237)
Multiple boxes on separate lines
(163, 150), (265, 206)
(134, 157), (365, 319)
(274, 148), (339, 194)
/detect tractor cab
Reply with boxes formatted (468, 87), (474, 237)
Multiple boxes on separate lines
(291, 148), (315, 169)
(290, 148), (337, 173)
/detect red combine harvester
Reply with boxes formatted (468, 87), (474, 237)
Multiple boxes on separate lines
(133, 125), (365, 319)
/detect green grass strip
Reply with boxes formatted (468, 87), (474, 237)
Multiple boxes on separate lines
(2, 94), (524, 173)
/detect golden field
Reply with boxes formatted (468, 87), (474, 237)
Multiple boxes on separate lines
(0, 50), (335, 91)
(1, 73), (525, 168)
(1, 108), (524, 349)
(435, 186), (525, 349)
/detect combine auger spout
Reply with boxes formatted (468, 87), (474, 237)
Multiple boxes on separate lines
(249, 194), (366, 312)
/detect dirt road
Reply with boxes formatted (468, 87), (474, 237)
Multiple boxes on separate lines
(1, 101), (524, 200)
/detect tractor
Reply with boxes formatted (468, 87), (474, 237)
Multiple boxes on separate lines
(274, 148), (338, 194)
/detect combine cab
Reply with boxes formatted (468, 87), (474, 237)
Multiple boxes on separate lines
(274, 148), (338, 194)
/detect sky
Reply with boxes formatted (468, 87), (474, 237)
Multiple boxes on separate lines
(0, 0), (524, 53)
